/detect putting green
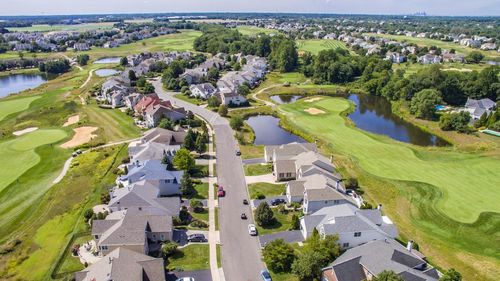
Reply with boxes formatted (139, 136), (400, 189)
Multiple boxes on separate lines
(0, 96), (41, 121)
(280, 97), (500, 223)
(0, 129), (67, 192)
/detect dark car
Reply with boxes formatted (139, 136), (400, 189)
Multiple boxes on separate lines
(243, 199), (249, 205)
(241, 213), (247, 220)
(236, 150), (241, 156)
(217, 186), (225, 197)
(187, 234), (206, 243)
(270, 198), (285, 206)
(261, 270), (272, 281)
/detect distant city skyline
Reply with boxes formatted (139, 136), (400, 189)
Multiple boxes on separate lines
(1, 0), (499, 16)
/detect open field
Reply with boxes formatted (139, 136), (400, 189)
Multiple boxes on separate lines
(365, 33), (500, 60)
(393, 62), (493, 77)
(279, 97), (500, 280)
(236, 25), (278, 36)
(296, 39), (349, 55)
(7, 22), (117, 33)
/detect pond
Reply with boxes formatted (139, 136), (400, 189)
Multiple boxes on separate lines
(0, 73), (49, 98)
(270, 95), (304, 104)
(347, 94), (449, 146)
(95, 69), (120, 77)
(94, 57), (121, 64)
(245, 115), (306, 145)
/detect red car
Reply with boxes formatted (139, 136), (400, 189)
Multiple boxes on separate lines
(217, 186), (226, 197)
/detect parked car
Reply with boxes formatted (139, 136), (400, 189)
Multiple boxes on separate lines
(187, 234), (206, 243)
(236, 150), (241, 156)
(261, 270), (272, 281)
(241, 213), (247, 219)
(217, 186), (225, 197)
(270, 198), (285, 206)
(248, 224), (257, 236)
(243, 199), (249, 205)
(176, 278), (195, 281)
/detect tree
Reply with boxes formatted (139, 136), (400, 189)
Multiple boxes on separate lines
(255, 202), (274, 226)
(183, 129), (197, 150)
(474, 112), (488, 128)
(83, 209), (93, 222)
(161, 154), (173, 170)
(440, 269), (462, 281)
(263, 239), (296, 273)
(190, 199), (204, 213)
(120, 56), (128, 66)
(410, 89), (442, 120)
(161, 241), (178, 257)
(439, 112), (471, 132)
(345, 177), (359, 189)
(173, 148), (195, 172)
(207, 67), (219, 81)
(77, 54), (90, 66)
(128, 70), (137, 81)
(143, 82), (155, 94)
(218, 104), (228, 117)
(230, 116), (244, 130)
(208, 96), (221, 108)
(291, 251), (324, 281)
(373, 270), (404, 281)
(290, 214), (300, 230)
(195, 134), (207, 154)
(465, 51), (484, 64)
(237, 84), (251, 96)
(180, 172), (195, 196)
(158, 118), (174, 130)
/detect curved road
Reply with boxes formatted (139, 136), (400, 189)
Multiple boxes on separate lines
(152, 79), (264, 281)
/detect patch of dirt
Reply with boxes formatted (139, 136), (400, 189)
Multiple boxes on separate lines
(13, 127), (38, 136)
(304, 107), (326, 115)
(62, 115), (80, 127)
(60, 126), (98, 148)
(304, 97), (323, 103)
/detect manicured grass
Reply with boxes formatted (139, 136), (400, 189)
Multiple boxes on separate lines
(0, 96), (41, 121)
(270, 272), (299, 281)
(84, 104), (141, 143)
(174, 93), (205, 105)
(296, 39), (349, 55)
(237, 25), (278, 36)
(191, 208), (209, 223)
(240, 144), (264, 159)
(248, 183), (285, 199)
(190, 182), (209, 199)
(167, 244), (210, 271)
(216, 244), (222, 268)
(214, 207), (219, 231)
(0, 129), (67, 192)
(279, 97), (500, 280)
(255, 209), (297, 235)
(364, 33), (500, 60)
(244, 163), (273, 176)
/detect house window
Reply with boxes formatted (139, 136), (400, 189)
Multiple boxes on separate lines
(279, 173), (284, 178)
(94, 235), (99, 239)
(354, 232), (361, 237)
(138, 207), (142, 211)
(286, 172), (292, 178)
(101, 246), (108, 250)
(343, 243), (350, 248)
(160, 234), (165, 240)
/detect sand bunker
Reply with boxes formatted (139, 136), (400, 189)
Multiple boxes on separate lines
(63, 115), (80, 127)
(304, 97), (323, 103)
(61, 126), (98, 148)
(13, 127), (39, 136)
(304, 108), (326, 115)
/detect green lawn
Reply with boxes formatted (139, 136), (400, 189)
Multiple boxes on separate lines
(174, 93), (205, 105)
(189, 182), (209, 199)
(244, 163), (273, 176)
(0, 96), (41, 121)
(191, 208), (209, 223)
(279, 97), (500, 280)
(255, 209), (297, 235)
(237, 25), (278, 36)
(296, 39), (349, 55)
(248, 183), (285, 199)
(167, 244), (210, 271)
(84, 104), (141, 143)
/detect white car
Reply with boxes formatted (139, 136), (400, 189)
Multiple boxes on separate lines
(176, 278), (194, 281)
(248, 224), (258, 236)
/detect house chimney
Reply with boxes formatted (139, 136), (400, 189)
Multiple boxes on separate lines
(377, 204), (382, 211)
(407, 240), (414, 252)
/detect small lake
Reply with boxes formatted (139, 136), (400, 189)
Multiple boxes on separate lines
(95, 69), (120, 77)
(348, 94), (449, 146)
(270, 95), (303, 104)
(246, 115), (306, 145)
(94, 57), (121, 64)
(0, 73), (48, 98)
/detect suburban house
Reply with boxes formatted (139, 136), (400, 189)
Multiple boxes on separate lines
(302, 185), (359, 214)
(181, 68), (207, 85)
(197, 57), (228, 71)
(300, 204), (398, 248)
(442, 53), (465, 63)
(464, 97), (496, 120)
(100, 77), (131, 108)
(74, 247), (166, 281)
(219, 91), (248, 106)
(139, 127), (187, 145)
(417, 54), (442, 64)
(73, 42), (90, 51)
(128, 128), (187, 162)
(91, 208), (173, 256)
(118, 159), (183, 196)
(264, 142), (317, 163)
(321, 239), (440, 281)
(124, 92), (143, 110)
(385, 52), (405, 63)
(190, 83), (218, 99)
(143, 103), (188, 128)
(133, 94), (163, 115)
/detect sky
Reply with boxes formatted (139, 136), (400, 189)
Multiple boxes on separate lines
(0, 0), (499, 16)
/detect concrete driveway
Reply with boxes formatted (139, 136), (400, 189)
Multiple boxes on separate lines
(243, 158), (265, 165)
(259, 230), (304, 247)
(251, 195), (288, 209)
(245, 173), (277, 184)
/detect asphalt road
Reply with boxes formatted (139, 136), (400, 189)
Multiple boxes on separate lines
(153, 80), (264, 281)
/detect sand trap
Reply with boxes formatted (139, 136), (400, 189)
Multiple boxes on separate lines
(61, 126), (98, 148)
(63, 115), (80, 127)
(13, 127), (39, 136)
(304, 97), (323, 103)
(304, 108), (326, 115)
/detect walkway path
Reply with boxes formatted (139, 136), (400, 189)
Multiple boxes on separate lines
(252, 84), (280, 107)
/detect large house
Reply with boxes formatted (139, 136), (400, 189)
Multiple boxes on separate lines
(101, 77), (131, 108)
(143, 104), (188, 128)
(128, 128), (187, 163)
(264, 142), (316, 180)
(190, 83), (218, 99)
(118, 159), (183, 196)
(75, 247), (166, 281)
(92, 208), (173, 256)
(417, 54), (442, 64)
(464, 97), (496, 120)
(181, 68), (207, 85)
(321, 239), (439, 281)
(300, 204), (398, 248)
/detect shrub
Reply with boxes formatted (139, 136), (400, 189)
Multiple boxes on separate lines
(161, 241), (178, 257)
(255, 192), (265, 200)
(190, 199), (204, 213)
(345, 177), (359, 189)
(83, 209), (94, 222)
(230, 116), (244, 130)
(190, 220), (208, 228)
(255, 202), (274, 226)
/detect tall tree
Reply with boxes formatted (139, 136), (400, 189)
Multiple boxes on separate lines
(263, 239), (296, 273)
(173, 148), (195, 172)
(255, 202), (274, 226)
(410, 89), (442, 120)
